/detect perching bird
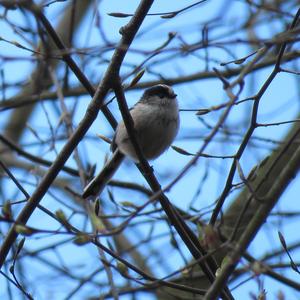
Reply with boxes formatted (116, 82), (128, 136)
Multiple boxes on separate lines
(82, 84), (179, 198)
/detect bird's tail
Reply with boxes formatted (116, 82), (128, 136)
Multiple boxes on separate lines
(82, 150), (124, 198)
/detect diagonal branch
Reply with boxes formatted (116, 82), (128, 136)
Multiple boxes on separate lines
(204, 8), (300, 299)
(0, 0), (155, 269)
(112, 79), (234, 300)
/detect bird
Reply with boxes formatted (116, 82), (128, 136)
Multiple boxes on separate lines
(82, 84), (179, 198)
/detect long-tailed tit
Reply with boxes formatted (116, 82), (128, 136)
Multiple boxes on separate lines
(82, 84), (179, 198)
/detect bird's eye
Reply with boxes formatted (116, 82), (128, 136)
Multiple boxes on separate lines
(158, 94), (164, 99)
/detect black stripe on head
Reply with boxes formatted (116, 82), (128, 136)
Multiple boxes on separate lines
(143, 84), (176, 99)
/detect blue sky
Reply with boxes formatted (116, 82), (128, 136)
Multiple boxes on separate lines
(1, 1), (300, 299)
